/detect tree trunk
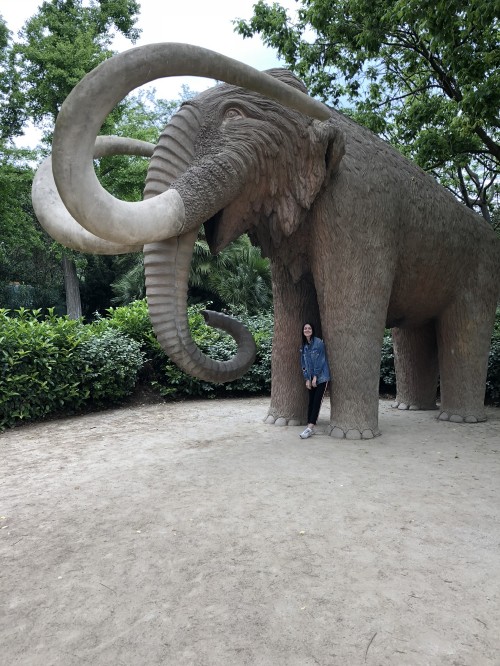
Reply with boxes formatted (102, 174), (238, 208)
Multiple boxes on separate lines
(62, 254), (82, 319)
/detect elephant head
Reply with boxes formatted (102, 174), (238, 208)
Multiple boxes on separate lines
(33, 43), (342, 383)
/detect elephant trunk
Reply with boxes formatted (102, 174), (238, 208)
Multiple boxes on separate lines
(145, 235), (256, 382)
(144, 103), (256, 382)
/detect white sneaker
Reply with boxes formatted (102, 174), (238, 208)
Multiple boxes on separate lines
(299, 427), (314, 439)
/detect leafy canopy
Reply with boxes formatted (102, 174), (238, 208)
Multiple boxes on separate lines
(5, 0), (141, 136)
(0, 1), (143, 318)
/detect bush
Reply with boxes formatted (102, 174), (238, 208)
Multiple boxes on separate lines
(103, 301), (273, 400)
(379, 331), (396, 393)
(222, 311), (273, 396)
(78, 329), (145, 406)
(486, 310), (500, 405)
(0, 308), (145, 430)
(102, 299), (166, 383)
(0, 308), (89, 430)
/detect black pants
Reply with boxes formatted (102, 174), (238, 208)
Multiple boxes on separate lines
(307, 381), (328, 425)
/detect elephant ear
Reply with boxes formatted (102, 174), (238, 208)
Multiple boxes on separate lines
(276, 117), (345, 238)
(300, 119), (345, 206)
(261, 69), (345, 238)
(313, 118), (346, 182)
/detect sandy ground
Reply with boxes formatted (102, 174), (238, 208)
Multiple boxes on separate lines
(1, 396), (499, 666)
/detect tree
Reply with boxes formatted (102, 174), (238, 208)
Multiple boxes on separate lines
(0, 16), (65, 310)
(10, 0), (141, 135)
(235, 0), (499, 225)
(201, 235), (273, 315)
(0, 143), (67, 311)
(0, 13), (25, 139)
(7, 0), (141, 317)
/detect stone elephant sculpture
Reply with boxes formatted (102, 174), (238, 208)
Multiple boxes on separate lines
(32, 43), (500, 439)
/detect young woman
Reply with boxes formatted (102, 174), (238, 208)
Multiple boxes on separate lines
(299, 323), (330, 439)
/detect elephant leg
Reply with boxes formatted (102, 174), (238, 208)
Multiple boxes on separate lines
(391, 324), (439, 410)
(436, 295), (496, 423)
(265, 264), (320, 426)
(319, 279), (390, 440)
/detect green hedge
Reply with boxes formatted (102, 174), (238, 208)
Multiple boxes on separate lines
(379, 331), (396, 392)
(78, 328), (144, 407)
(0, 303), (273, 430)
(0, 308), (87, 428)
(0, 308), (144, 430)
(1, 303), (499, 431)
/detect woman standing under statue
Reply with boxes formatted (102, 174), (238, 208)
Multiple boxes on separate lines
(299, 323), (330, 439)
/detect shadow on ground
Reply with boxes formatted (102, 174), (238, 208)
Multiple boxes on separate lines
(1, 398), (499, 665)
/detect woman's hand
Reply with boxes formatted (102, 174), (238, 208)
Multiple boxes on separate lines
(305, 380), (311, 390)
(312, 376), (317, 388)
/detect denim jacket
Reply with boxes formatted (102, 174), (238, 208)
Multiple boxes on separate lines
(300, 337), (331, 384)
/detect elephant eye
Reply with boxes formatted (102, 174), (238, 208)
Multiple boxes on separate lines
(224, 107), (245, 121)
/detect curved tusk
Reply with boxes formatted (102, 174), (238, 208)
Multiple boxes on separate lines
(52, 42), (332, 246)
(92, 135), (155, 160)
(32, 136), (154, 254)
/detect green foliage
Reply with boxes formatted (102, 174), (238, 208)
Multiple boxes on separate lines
(486, 310), (500, 404)
(0, 308), (88, 429)
(8, 0), (141, 131)
(0, 307), (144, 430)
(379, 331), (396, 392)
(109, 253), (145, 307)
(487, 338), (500, 404)
(0, 146), (65, 309)
(98, 298), (156, 343)
(97, 298), (166, 384)
(79, 254), (116, 318)
(224, 311), (273, 395)
(103, 300), (273, 399)
(205, 236), (273, 314)
(0, 13), (26, 139)
(78, 328), (144, 406)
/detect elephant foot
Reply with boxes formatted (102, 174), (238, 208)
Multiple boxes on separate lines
(391, 400), (437, 411)
(264, 414), (303, 427)
(437, 411), (486, 424)
(327, 424), (381, 440)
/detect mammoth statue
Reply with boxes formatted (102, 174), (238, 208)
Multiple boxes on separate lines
(32, 43), (500, 439)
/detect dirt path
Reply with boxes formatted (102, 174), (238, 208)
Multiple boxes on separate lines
(1, 397), (499, 665)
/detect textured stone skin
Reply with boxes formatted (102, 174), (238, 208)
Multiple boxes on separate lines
(37, 45), (500, 439)
(180, 74), (499, 438)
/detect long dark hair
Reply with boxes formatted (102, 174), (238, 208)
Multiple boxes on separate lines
(301, 322), (316, 347)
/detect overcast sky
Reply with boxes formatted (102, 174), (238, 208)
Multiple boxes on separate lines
(2, 0), (298, 102)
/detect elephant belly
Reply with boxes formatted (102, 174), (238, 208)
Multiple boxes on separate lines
(386, 281), (457, 329)
(386, 235), (472, 327)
